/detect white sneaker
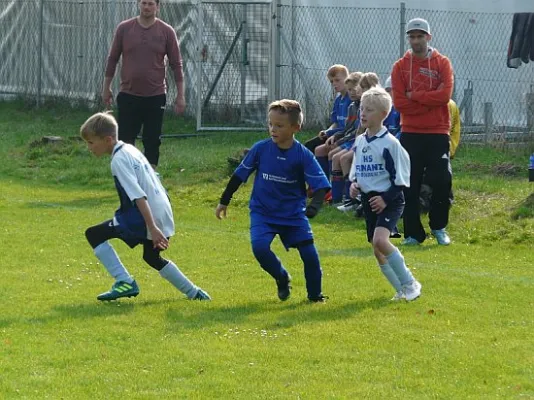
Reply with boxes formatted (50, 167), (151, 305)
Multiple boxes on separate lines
(403, 280), (422, 301)
(391, 291), (405, 301)
(337, 202), (356, 213)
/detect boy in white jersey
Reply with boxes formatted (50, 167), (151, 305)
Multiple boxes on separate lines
(81, 112), (210, 301)
(349, 88), (422, 301)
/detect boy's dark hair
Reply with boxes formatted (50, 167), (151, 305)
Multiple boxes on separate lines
(268, 99), (304, 126)
(80, 111), (118, 140)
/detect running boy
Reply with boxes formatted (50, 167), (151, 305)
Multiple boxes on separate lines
(349, 88), (422, 301)
(216, 100), (330, 302)
(81, 112), (210, 301)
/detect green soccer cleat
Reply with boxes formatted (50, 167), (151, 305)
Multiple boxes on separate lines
(97, 280), (140, 301)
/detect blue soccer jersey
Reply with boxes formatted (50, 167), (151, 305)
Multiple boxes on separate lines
(383, 105), (401, 137)
(234, 139), (330, 225)
(325, 93), (351, 137)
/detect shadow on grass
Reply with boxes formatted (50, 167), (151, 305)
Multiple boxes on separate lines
(25, 195), (116, 209)
(0, 298), (178, 328)
(164, 296), (390, 332)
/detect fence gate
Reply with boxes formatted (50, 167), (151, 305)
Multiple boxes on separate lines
(196, 1), (272, 131)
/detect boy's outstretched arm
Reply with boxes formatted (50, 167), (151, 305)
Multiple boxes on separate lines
(135, 197), (169, 250)
(305, 187), (329, 218)
(216, 174), (244, 219)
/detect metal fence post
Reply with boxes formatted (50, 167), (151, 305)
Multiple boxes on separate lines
(196, 2), (203, 131)
(268, 0), (278, 104)
(526, 85), (534, 133)
(240, 4), (248, 123)
(484, 102), (493, 142)
(399, 2), (406, 59)
(464, 81), (473, 126)
(290, 0), (296, 99)
(37, 0), (45, 107)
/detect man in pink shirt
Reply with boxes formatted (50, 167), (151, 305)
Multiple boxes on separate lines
(102, 0), (185, 168)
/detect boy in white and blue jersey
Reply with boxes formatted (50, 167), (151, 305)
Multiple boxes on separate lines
(349, 88), (422, 301)
(216, 100), (331, 302)
(81, 112), (210, 301)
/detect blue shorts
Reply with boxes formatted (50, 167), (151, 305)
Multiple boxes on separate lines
(340, 138), (355, 150)
(250, 220), (314, 250)
(361, 192), (404, 243)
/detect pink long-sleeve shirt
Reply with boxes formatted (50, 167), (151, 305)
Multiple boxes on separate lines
(105, 18), (184, 97)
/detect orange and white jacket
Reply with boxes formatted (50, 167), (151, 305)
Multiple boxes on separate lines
(391, 48), (454, 135)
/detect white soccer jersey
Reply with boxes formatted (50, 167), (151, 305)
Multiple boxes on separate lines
(349, 127), (410, 194)
(111, 141), (175, 239)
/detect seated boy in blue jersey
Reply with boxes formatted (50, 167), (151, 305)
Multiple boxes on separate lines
(81, 112), (211, 301)
(383, 76), (401, 139)
(216, 100), (331, 302)
(305, 64), (351, 176)
(349, 88), (422, 301)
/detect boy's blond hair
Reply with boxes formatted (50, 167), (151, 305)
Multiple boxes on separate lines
(268, 99), (304, 126)
(358, 72), (380, 91)
(80, 111), (118, 140)
(327, 64), (349, 79)
(361, 87), (392, 115)
(345, 71), (363, 86)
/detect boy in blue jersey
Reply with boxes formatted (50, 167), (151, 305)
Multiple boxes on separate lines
(383, 76), (401, 138)
(81, 112), (211, 301)
(349, 88), (422, 301)
(305, 65), (351, 177)
(216, 100), (331, 302)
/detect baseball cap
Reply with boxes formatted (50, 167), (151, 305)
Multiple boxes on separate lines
(406, 18), (430, 35)
(384, 76), (392, 89)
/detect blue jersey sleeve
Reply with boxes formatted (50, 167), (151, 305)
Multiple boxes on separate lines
(303, 148), (331, 191)
(234, 142), (261, 182)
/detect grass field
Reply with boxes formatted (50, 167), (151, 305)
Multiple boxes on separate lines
(0, 101), (533, 399)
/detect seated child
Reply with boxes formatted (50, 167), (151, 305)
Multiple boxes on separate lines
(81, 112), (211, 301)
(349, 87), (422, 301)
(383, 76), (401, 138)
(305, 64), (351, 177)
(216, 99), (331, 302)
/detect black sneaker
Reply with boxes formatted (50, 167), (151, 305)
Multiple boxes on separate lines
(308, 294), (329, 303)
(276, 274), (292, 301)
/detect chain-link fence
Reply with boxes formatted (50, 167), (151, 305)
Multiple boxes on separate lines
(277, 4), (534, 137)
(0, 0), (196, 110)
(1, 0), (533, 136)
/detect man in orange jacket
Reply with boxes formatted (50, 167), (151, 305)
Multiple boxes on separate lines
(391, 18), (454, 246)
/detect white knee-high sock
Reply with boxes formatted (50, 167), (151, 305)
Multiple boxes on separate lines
(159, 261), (198, 298)
(379, 263), (402, 292)
(94, 241), (133, 283)
(386, 248), (414, 286)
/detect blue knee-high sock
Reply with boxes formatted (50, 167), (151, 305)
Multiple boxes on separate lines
(331, 170), (344, 203)
(317, 156), (329, 177)
(379, 263), (402, 292)
(252, 241), (288, 282)
(297, 243), (323, 299)
(386, 248), (414, 286)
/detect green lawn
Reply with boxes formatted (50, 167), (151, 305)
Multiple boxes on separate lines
(0, 102), (533, 399)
